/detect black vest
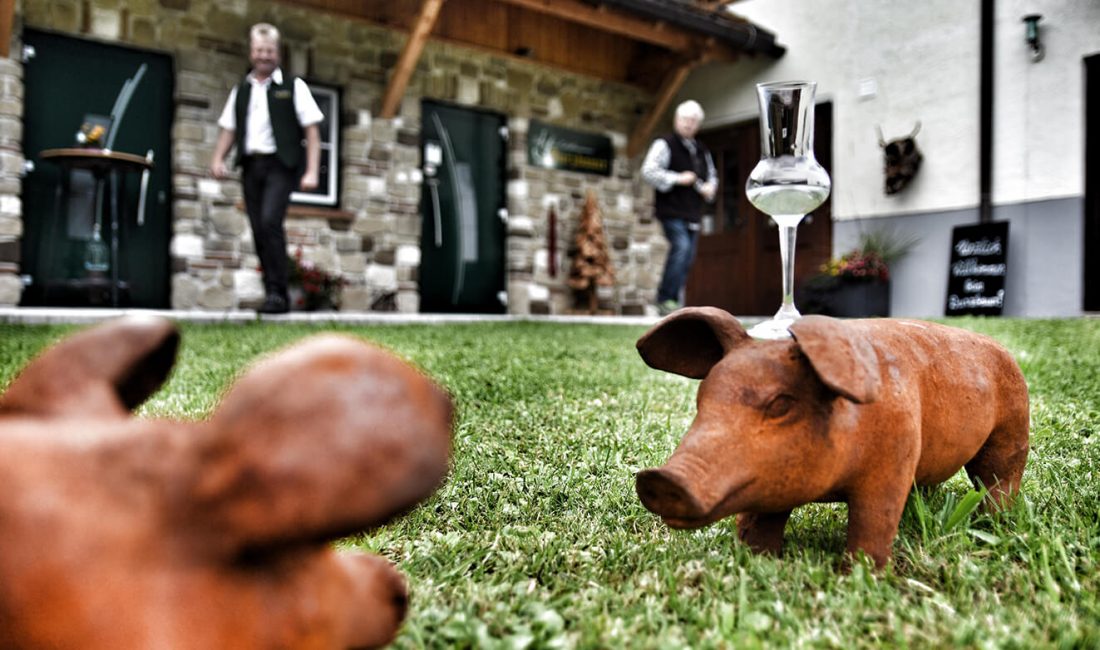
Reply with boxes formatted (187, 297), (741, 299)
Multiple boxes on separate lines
(234, 75), (304, 170)
(654, 134), (709, 223)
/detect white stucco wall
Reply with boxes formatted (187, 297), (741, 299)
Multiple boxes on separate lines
(680, 0), (1100, 220)
(993, 0), (1100, 204)
(678, 0), (1098, 317)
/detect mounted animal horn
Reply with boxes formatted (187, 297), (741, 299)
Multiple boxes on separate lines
(877, 121), (923, 195)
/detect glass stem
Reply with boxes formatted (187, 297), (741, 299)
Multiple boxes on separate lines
(776, 215), (802, 321)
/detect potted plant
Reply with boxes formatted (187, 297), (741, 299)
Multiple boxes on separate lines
(287, 247), (346, 311)
(801, 229), (918, 317)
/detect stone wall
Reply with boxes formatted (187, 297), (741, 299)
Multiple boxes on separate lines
(505, 119), (664, 316)
(17, 0), (666, 314)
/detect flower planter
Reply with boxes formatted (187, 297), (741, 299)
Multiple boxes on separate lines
(826, 280), (890, 317)
(800, 279), (890, 318)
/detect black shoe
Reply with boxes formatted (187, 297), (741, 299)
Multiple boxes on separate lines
(258, 294), (289, 314)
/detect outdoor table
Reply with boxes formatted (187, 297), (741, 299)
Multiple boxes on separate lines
(39, 148), (153, 307)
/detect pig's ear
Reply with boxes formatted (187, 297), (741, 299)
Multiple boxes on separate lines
(182, 335), (453, 556)
(637, 307), (750, 379)
(0, 315), (179, 418)
(790, 315), (881, 403)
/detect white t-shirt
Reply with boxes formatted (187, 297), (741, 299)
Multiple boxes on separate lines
(217, 68), (324, 155)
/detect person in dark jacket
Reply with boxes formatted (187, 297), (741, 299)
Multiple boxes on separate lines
(641, 100), (717, 316)
(210, 23), (323, 314)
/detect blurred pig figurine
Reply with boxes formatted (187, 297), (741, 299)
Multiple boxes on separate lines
(635, 308), (1028, 568)
(0, 316), (452, 649)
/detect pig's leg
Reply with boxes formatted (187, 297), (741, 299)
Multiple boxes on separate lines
(965, 418), (1029, 511)
(335, 552), (408, 649)
(736, 511), (791, 556)
(845, 484), (910, 568)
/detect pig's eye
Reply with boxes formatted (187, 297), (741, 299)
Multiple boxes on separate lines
(765, 395), (795, 419)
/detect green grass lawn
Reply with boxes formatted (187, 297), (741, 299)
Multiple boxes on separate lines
(1, 317), (1097, 648)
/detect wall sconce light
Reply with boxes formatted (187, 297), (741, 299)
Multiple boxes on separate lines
(1022, 14), (1044, 62)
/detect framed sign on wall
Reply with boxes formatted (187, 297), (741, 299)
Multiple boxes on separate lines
(291, 82), (340, 207)
(527, 120), (613, 177)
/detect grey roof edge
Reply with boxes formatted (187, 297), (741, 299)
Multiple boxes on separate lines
(592, 0), (785, 58)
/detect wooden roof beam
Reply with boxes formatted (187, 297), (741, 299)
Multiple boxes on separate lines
(696, 0), (738, 10)
(627, 39), (733, 155)
(495, 0), (700, 52)
(627, 57), (700, 157)
(379, 0), (446, 119)
(0, 0), (13, 58)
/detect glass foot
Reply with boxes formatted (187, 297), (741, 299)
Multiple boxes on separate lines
(747, 317), (797, 340)
(747, 304), (802, 339)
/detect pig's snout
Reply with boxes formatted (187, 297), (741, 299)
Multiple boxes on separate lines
(636, 467), (708, 524)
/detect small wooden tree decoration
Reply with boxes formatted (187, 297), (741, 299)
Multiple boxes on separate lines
(567, 191), (615, 314)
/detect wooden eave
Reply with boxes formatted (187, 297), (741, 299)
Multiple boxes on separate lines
(274, 0), (782, 152)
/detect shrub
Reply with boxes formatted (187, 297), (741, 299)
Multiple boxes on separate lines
(820, 228), (920, 283)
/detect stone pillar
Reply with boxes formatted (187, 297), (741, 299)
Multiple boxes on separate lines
(0, 57), (24, 306)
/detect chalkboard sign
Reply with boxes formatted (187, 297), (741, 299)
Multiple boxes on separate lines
(945, 221), (1009, 316)
(527, 120), (613, 176)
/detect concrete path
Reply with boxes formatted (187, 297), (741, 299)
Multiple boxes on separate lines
(0, 306), (711, 327)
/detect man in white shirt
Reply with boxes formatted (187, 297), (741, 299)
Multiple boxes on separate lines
(210, 23), (323, 314)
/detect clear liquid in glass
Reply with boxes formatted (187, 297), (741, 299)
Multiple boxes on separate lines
(746, 184), (830, 221)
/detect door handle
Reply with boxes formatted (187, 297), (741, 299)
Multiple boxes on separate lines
(427, 177), (443, 247)
(136, 149), (154, 226)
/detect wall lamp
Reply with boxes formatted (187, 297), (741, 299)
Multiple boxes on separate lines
(1022, 14), (1044, 62)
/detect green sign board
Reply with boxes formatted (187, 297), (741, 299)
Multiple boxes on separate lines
(527, 120), (613, 177)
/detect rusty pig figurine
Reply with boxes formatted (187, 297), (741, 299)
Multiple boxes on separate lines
(0, 316), (452, 649)
(635, 308), (1029, 567)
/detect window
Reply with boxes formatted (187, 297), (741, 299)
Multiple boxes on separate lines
(291, 82), (340, 207)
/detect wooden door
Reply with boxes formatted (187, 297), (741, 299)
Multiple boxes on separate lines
(686, 103), (833, 316)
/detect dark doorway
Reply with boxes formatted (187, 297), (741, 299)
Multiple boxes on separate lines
(687, 102), (833, 316)
(1085, 53), (1100, 311)
(20, 29), (174, 308)
(419, 101), (507, 313)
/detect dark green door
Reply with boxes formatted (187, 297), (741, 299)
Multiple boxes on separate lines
(420, 101), (506, 313)
(20, 30), (173, 307)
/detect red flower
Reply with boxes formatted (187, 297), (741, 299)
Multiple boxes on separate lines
(286, 246), (346, 310)
(822, 250), (889, 282)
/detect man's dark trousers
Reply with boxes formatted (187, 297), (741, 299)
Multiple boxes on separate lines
(241, 154), (297, 301)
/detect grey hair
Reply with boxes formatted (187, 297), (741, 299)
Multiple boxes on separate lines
(250, 23), (280, 46)
(675, 100), (705, 121)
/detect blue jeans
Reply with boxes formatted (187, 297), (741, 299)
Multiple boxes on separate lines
(657, 218), (699, 304)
